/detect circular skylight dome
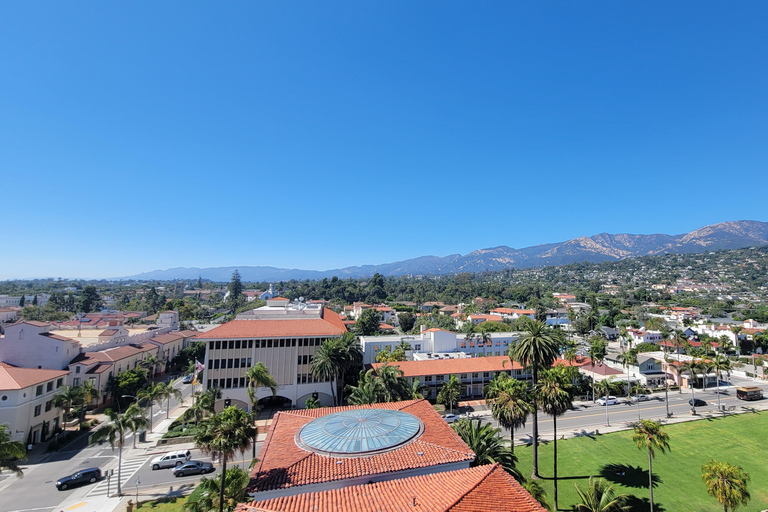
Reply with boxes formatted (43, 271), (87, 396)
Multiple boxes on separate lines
(296, 409), (423, 457)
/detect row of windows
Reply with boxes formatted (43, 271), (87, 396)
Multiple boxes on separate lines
(422, 371), (516, 383)
(209, 338), (325, 351)
(297, 373), (326, 384)
(36, 378), (64, 397)
(208, 358), (253, 370)
(207, 378), (247, 389)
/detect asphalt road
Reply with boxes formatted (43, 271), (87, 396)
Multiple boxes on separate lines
(0, 378), (194, 512)
(483, 375), (768, 443)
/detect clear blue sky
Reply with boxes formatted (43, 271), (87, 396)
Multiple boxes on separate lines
(2, 2), (767, 279)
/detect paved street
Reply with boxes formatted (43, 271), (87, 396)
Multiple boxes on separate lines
(0, 377), (196, 512)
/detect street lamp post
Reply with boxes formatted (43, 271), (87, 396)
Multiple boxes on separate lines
(136, 478), (140, 509)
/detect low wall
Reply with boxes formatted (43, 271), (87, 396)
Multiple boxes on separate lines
(156, 436), (195, 446)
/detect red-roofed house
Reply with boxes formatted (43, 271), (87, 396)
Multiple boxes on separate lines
(195, 304), (348, 409)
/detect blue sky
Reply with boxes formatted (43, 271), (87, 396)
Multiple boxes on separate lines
(2, 2), (767, 279)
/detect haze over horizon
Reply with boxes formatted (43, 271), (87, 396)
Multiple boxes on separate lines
(2, 2), (767, 279)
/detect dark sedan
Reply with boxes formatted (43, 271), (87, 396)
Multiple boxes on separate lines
(172, 460), (215, 477)
(56, 467), (101, 490)
(689, 398), (707, 407)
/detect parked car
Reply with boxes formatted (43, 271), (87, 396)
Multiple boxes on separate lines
(596, 396), (619, 406)
(173, 460), (215, 477)
(151, 449), (192, 470)
(443, 414), (458, 424)
(631, 394), (650, 403)
(182, 374), (194, 384)
(689, 398), (707, 407)
(56, 467), (101, 490)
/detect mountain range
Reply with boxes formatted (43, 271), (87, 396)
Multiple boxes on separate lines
(120, 220), (768, 282)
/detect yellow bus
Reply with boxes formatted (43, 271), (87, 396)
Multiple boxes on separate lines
(736, 386), (763, 401)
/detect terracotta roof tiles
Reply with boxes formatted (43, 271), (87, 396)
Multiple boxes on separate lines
(237, 463), (546, 512)
(0, 363), (69, 390)
(194, 309), (347, 340)
(248, 400), (474, 495)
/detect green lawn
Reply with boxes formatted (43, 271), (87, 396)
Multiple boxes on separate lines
(136, 496), (188, 511)
(514, 412), (768, 511)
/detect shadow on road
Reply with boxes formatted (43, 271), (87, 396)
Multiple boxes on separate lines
(599, 463), (661, 489)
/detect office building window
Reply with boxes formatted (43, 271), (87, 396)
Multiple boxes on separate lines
(234, 358), (240, 368)
(208, 360), (213, 370)
(36, 385), (43, 396)
(227, 359), (233, 369)
(215, 341), (221, 350)
(34, 405), (41, 417)
(235, 340), (241, 349)
(213, 359), (220, 370)
(56, 378), (63, 388)
(45, 400), (53, 412)
(47, 382), (53, 392)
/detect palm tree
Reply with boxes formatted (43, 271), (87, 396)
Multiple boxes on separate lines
(632, 419), (671, 512)
(346, 377), (382, 405)
(537, 369), (573, 511)
(511, 319), (559, 478)
(711, 355), (733, 412)
(0, 425), (26, 477)
(140, 353), (161, 378)
(244, 362), (276, 459)
(596, 377), (621, 426)
(615, 349), (638, 397)
(89, 404), (148, 496)
(137, 382), (166, 432)
(408, 378), (428, 400)
(310, 338), (344, 406)
(376, 363), (410, 402)
(184, 466), (249, 512)
(574, 477), (630, 512)
(194, 407), (257, 512)
(484, 374), (532, 454)
(338, 333), (363, 403)
(452, 418), (520, 480)
(588, 336), (607, 403)
(662, 355), (674, 418)
(53, 386), (79, 425)
(245, 362), (277, 413)
(679, 360), (703, 413)
(124, 404), (150, 449)
(181, 388), (220, 425)
(629, 383), (647, 421)
(437, 374), (462, 414)
(158, 382), (183, 420)
(521, 479), (552, 512)
(701, 459), (750, 512)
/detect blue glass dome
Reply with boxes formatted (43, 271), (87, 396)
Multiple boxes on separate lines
(296, 409), (424, 457)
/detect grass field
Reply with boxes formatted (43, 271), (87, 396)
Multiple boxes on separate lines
(514, 412), (768, 511)
(136, 496), (188, 511)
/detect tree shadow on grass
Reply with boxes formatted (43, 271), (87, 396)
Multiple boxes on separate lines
(624, 495), (666, 512)
(599, 463), (662, 489)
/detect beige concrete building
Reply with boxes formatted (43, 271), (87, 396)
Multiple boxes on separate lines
(0, 363), (69, 445)
(195, 299), (348, 409)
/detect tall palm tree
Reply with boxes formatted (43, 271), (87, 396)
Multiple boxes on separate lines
(310, 338), (344, 406)
(452, 418), (520, 480)
(141, 353), (161, 378)
(511, 319), (559, 478)
(124, 404), (150, 449)
(663, 355), (674, 418)
(701, 459), (750, 512)
(615, 349), (638, 397)
(338, 333), (363, 403)
(194, 407), (257, 512)
(89, 404), (148, 496)
(244, 362), (276, 459)
(574, 477), (630, 512)
(158, 382), (183, 420)
(679, 360), (703, 414)
(437, 375), (462, 414)
(137, 382), (166, 432)
(376, 363), (410, 402)
(596, 377), (620, 426)
(711, 355), (733, 412)
(181, 388), (220, 425)
(588, 337), (607, 403)
(632, 419), (671, 512)
(408, 378), (428, 400)
(0, 425), (26, 477)
(537, 369), (573, 511)
(484, 374), (532, 454)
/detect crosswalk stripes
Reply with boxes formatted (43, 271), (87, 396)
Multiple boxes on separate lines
(87, 457), (147, 497)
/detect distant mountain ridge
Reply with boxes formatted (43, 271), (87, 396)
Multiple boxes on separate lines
(120, 220), (768, 281)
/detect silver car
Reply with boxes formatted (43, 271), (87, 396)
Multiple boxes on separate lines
(151, 450), (191, 470)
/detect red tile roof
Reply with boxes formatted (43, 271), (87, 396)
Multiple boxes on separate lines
(423, 328), (452, 333)
(0, 363), (69, 390)
(379, 323), (395, 330)
(248, 400), (475, 495)
(99, 329), (118, 337)
(150, 333), (184, 345)
(468, 315), (503, 322)
(237, 463), (546, 512)
(194, 309), (347, 340)
(371, 356), (590, 378)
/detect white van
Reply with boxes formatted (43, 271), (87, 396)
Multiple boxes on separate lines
(151, 450), (192, 470)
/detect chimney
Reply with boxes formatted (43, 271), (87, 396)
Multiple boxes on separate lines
(420, 325), (425, 334)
